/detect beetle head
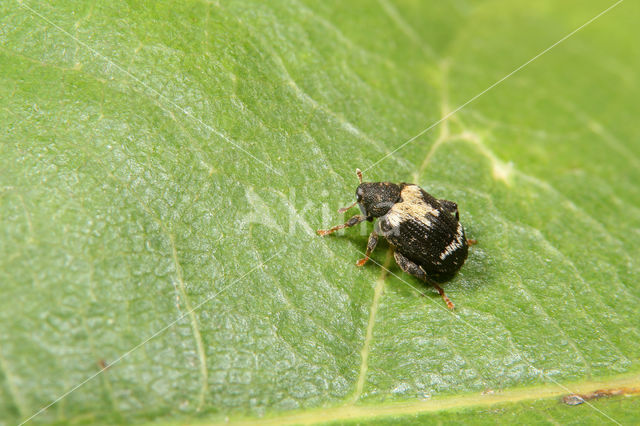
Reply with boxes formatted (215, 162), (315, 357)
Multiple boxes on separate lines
(338, 169), (401, 218)
(353, 169), (401, 218)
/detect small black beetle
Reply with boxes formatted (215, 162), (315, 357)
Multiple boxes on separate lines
(318, 169), (475, 309)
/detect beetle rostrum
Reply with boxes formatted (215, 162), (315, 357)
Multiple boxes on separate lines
(317, 169), (476, 309)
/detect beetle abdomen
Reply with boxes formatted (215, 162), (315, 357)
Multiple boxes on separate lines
(391, 217), (468, 281)
(380, 184), (468, 281)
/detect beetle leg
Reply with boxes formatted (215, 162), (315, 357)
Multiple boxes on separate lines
(393, 251), (455, 310)
(317, 215), (366, 236)
(430, 282), (455, 310)
(356, 231), (378, 266)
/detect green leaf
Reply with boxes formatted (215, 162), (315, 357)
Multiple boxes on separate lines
(1, 0), (639, 424)
(324, 394), (640, 426)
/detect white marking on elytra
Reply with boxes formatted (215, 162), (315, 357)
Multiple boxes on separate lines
(386, 185), (439, 228)
(440, 222), (465, 260)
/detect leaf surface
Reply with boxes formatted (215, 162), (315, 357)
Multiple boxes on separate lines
(1, 0), (639, 424)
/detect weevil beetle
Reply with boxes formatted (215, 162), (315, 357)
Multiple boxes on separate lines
(317, 169), (476, 309)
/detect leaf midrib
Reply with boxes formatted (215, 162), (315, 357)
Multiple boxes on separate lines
(200, 373), (640, 425)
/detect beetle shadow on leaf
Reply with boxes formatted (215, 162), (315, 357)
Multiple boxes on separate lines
(327, 220), (489, 301)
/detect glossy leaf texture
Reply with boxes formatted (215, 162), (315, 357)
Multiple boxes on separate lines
(1, 0), (639, 424)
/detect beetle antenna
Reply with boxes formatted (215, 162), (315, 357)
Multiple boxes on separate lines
(338, 200), (358, 213)
(356, 168), (363, 183)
